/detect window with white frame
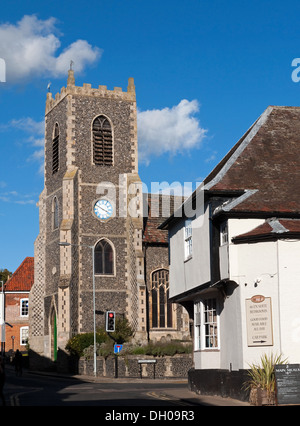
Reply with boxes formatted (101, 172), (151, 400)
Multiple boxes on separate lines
(220, 221), (228, 246)
(20, 326), (29, 346)
(20, 298), (29, 317)
(184, 219), (193, 259)
(194, 298), (219, 350)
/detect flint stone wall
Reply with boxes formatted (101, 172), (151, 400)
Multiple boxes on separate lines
(79, 354), (193, 379)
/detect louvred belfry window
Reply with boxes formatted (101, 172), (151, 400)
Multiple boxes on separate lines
(52, 123), (59, 174)
(92, 115), (113, 166)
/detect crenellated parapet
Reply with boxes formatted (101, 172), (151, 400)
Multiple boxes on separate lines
(46, 69), (136, 114)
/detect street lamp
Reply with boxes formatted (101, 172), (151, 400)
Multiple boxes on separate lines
(58, 241), (97, 377)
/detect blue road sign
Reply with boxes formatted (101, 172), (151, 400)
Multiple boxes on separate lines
(114, 344), (123, 354)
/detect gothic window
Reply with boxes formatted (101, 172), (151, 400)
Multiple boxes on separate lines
(52, 123), (59, 174)
(94, 239), (114, 275)
(92, 115), (113, 166)
(53, 197), (59, 230)
(150, 269), (173, 329)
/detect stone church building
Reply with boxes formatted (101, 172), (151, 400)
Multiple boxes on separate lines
(29, 69), (189, 368)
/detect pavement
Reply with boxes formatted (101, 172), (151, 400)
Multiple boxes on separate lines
(28, 368), (251, 406)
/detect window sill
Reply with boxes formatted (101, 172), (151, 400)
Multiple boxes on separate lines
(194, 349), (220, 352)
(150, 328), (176, 331)
(184, 255), (192, 263)
(94, 274), (115, 277)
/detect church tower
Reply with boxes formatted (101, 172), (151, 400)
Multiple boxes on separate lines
(29, 69), (146, 367)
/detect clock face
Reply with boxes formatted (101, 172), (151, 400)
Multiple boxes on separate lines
(94, 199), (113, 220)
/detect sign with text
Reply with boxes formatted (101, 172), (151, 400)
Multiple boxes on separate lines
(275, 364), (300, 405)
(245, 296), (273, 346)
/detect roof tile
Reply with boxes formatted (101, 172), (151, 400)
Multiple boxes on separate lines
(205, 106), (300, 214)
(4, 257), (34, 292)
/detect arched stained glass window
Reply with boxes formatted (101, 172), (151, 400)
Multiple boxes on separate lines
(94, 239), (114, 275)
(92, 115), (113, 166)
(150, 269), (173, 329)
(52, 123), (59, 174)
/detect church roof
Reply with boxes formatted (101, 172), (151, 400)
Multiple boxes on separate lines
(143, 194), (184, 243)
(204, 106), (300, 216)
(4, 257), (34, 292)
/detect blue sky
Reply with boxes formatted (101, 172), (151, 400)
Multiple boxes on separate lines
(1, 0), (300, 272)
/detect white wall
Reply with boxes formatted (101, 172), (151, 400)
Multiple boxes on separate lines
(277, 240), (300, 363)
(230, 240), (280, 368)
(219, 283), (243, 370)
(229, 219), (300, 368)
(170, 213), (300, 371)
(169, 203), (211, 299)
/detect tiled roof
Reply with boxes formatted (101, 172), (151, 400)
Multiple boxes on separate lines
(4, 257), (34, 292)
(232, 219), (300, 243)
(143, 194), (184, 243)
(204, 106), (300, 215)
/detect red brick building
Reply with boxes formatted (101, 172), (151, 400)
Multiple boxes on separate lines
(4, 257), (34, 353)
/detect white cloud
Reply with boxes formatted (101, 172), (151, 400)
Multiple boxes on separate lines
(0, 15), (102, 82)
(0, 190), (36, 205)
(9, 117), (44, 137)
(137, 99), (207, 164)
(4, 117), (45, 173)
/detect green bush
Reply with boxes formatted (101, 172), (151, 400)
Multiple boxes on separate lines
(243, 352), (288, 397)
(146, 341), (192, 357)
(66, 332), (109, 357)
(66, 317), (134, 358)
(66, 316), (192, 359)
(130, 346), (145, 355)
(124, 341), (193, 357)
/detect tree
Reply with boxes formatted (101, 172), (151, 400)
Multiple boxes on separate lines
(108, 317), (134, 344)
(0, 269), (12, 284)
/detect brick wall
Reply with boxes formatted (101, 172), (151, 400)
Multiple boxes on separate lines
(5, 292), (29, 352)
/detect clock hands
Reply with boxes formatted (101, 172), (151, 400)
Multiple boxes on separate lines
(98, 205), (109, 213)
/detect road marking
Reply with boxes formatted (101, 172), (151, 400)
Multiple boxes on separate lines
(146, 391), (197, 406)
(9, 388), (43, 406)
(63, 386), (94, 391)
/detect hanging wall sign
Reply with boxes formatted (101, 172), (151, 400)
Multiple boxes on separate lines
(245, 296), (273, 346)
